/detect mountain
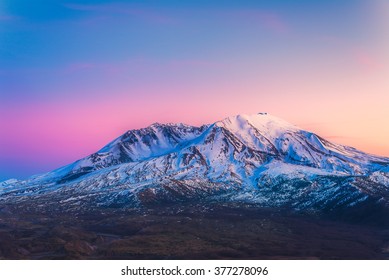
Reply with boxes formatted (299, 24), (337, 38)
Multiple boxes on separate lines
(1, 113), (389, 219)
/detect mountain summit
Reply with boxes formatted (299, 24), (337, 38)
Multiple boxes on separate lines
(1, 113), (389, 215)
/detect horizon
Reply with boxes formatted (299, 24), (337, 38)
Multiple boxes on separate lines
(1, 0), (389, 180)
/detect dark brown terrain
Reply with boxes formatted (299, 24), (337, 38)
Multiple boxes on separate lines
(0, 202), (388, 260)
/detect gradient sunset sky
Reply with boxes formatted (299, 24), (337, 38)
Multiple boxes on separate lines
(1, 0), (388, 180)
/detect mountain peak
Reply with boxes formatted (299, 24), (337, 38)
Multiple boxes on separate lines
(216, 113), (299, 136)
(150, 122), (162, 127)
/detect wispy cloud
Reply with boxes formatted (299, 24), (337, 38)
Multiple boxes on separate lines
(324, 135), (358, 140)
(65, 62), (96, 73)
(223, 10), (290, 34)
(317, 35), (383, 72)
(64, 61), (128, 76)
(168, 59), (223, 68)
(317, 35), (344, 44)
(64, 3), (173, 24)
(63, 57), (223, 76)
(0, 14), (20, 21)
(353, 48), (381, 71)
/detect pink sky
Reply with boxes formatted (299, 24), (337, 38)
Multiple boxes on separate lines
(1, 0), (388, 180)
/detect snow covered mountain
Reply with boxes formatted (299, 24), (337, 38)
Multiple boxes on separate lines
(1, 113), (389, 215)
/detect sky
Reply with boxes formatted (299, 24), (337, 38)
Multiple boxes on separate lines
(1, 0), (388, 180)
